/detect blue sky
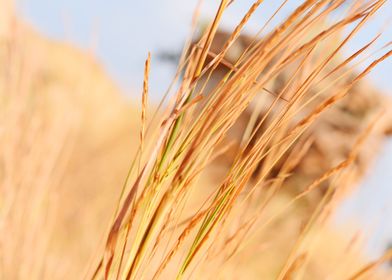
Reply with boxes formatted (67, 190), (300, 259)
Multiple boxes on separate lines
(16, 0), (392, 258)
(16, 0), (391, 97)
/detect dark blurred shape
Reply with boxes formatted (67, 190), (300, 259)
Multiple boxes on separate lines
(157, 49), (181, 64)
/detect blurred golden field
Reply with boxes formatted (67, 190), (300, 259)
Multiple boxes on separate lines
(1, 1), (392, 279)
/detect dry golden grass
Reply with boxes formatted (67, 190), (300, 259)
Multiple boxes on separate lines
(0, 11), (138, 278)
(88, 1), (392, 279)
(1, 1), (392, 280)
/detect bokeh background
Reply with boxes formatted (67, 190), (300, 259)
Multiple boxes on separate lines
(14, 0), (392, 259)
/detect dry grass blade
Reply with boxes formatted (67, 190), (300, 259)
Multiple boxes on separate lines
(347, 249), (392, 280)
(140, 52), (151, 167)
